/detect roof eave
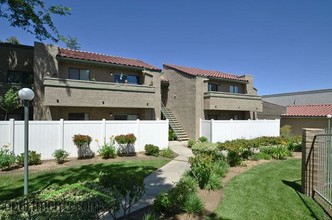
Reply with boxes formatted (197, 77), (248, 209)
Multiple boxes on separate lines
(57, 56), (161, 72)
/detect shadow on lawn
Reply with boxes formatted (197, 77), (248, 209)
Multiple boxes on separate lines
(282, 179), (322, 220)
(0, 163), (160, 201)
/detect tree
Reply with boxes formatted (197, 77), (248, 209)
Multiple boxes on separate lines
(0, 0), (71, 42)
(0, 88), (20, 120)
(61, 35), (81, 50)
(6, 36), (20, 44)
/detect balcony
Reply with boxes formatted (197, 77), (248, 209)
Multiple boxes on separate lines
(43, 77), (156, 108)
(204, 91), (262, 111)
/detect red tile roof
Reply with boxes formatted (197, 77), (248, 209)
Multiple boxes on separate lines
(282, 104), (332, 117)
(164, 64), (248, 82)
(58, 48), (161, 71)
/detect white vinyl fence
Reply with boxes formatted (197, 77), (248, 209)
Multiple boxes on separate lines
(200, 119), (280, 143)
(0, 119), (169, 159)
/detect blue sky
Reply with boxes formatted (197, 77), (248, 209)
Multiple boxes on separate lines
(1, 0), (331, 95)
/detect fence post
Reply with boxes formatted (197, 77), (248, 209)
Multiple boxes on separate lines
(136, 119), (140, 152)
(210, 119), (214, 143)
(102, 119), (106, 144)
(9, 119), (15, 153)
(59, 119), (64, 150)
(166, 119), (169, 147)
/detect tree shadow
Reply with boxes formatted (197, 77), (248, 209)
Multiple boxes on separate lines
(282, 179), (322, 220)
(0, 162), (163, 202)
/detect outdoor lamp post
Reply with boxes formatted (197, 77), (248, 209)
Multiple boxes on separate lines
(18, 88), (35, 195)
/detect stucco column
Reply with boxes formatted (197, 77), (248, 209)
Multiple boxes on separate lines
(302, 128), (325, 196)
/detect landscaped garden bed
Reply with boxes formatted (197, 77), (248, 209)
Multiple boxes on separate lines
(0, 156), (170, 219)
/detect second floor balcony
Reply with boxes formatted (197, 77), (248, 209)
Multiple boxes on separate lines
(204, 91), (262, 112)
(43, 77), (157, 108)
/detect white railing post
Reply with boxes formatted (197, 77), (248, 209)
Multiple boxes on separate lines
(9, 119), (15, 153)
(136, 119), (140, 152)
(210, 119), (214, 143)
(166, 119), (169, 147)
(59, 119), (64, 150)
(102, 119), (106, 144)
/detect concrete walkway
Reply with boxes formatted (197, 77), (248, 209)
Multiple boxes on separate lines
(102, 141), (192, 219)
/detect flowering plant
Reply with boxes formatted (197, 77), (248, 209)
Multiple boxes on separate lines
(72, 134), (92, 147)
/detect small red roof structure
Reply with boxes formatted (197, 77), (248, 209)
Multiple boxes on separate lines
(282, 104), (332, 117)
(164, 64), (248, 82)
(58, 48), (161, 71)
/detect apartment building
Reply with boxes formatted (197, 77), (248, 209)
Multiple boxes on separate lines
(1, 42), (162, 121)
(161, 64), (262, 139)
(0, 42), (262, 139)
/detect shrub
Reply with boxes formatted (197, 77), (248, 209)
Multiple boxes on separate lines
(98, 144), (116, 159)
(169, 128), (177, 141)
(280, 125), (292, 137)
(154, 174), (200, 216)
(52, 149), (70, 164)
(144, 144), (160, 156)
(115, 133), (137, 155)
(288, 142), (302, 152)
(0, 182), (117, 219)
(198, 136), (208, 142)
(204, 172), (222, 191)
(98, 170), (145, 218)
(0, 144), (16, 170)
(227, 151), (242, 167)
(159, 148), (174, 159)
(72, 134), (92, 147)
(260, 145), (292, 160)
(17, 150), (42, 166)
(187, 139), (196, 148)
(213, 160), (229, 178)
(73, 134), (94, 159)
(189, 154), (214, 189)
(250, 152), (272, 161)
(192, 142), (223, 160)
(154, 192), (172, 215)
(182, 193), (204, 214)
(114, 133), (136, 144)
(143, 213), (159, 220)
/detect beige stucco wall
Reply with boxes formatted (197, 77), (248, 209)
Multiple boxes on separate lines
(162, 67), (204, 139)
(0, 43), (34, 92)
(281, 117), (329, 135)
(33, 42), (59, 120)
(240, 75), (257, 95)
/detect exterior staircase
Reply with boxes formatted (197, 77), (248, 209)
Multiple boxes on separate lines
(161, 103), (189, 141)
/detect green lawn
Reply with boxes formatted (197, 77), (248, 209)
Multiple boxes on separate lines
(211, 159), (328, 220)
(0, 158), (169, 201)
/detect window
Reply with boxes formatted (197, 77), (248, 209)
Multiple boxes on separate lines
(208, 83), (218, 91)
(7, 71), (33, 84)
(69, 68), (90, 80)
(114, 114), (139, 120)
(127, 75), (139, 84)
(114, 73), (139, 84)
(230, 85), (239, 93)
(68, 113), (89, 120)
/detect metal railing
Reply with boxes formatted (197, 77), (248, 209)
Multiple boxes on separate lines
(313, 133), (332, 208)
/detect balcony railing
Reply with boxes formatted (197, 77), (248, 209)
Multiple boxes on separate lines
(43, 77), (156, 108)
(204, 91), (262, 111)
